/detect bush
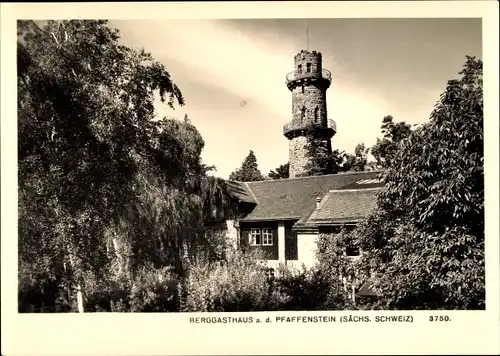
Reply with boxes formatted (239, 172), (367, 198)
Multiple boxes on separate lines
(18, 259), (74, 313)
(275, 265), (353, 310)
(314, 231), (366, 310)
(84, 264), (179, 312)
(179, 249), (290, 312)
(18, 273), (71, 313)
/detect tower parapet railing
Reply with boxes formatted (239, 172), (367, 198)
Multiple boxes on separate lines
(285, 69), (332, 86)
(283, 118), (336, 136)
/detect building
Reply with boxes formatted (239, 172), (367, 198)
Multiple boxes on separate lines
(223, 50), (383, 281)
(226, 171), (383, 270)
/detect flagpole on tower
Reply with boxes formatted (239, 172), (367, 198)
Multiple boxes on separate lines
(306, 19), (309, 51)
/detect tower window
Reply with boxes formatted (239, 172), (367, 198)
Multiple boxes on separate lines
(306, 63), (311, 73)
(301, 107), (306, 121)
(301, 85), (305, 94)
(314, 107), (319, 122)
(298, 64), (302, 74)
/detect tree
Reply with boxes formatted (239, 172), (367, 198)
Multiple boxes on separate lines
(300, 132), (352, 177)
(370, 115), (412, 169)
(331, 149), (350, 173)
(18, 20), (235, 312)
(229, 150), (264, 182)
(303, 136), (335, 176)
(342, 56), (484, 310)
(343, 143), (369, 172)
(268, 163), (289, 180)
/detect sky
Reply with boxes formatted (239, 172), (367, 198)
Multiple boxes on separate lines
(109, 18), (482, 179)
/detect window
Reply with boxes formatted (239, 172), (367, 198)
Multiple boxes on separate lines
(297, 64), (302, 74)
(262, 228), (273, 246)
(248, 228), (273, 246)
(346, 245), (360, 257)
(266, 268), (275, 280)
(306, 63), (311, 72)
(345, 225), (356, 232)
(249, 228), (261, 246)
(301, 106), (306, 121)
(314, 107), (319, 122)
(301, 85), (305, 94)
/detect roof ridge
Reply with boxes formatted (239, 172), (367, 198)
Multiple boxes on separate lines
(245, 170), (384, 184)
(244, 182), (260, 204)
(329, 187), (383, 193)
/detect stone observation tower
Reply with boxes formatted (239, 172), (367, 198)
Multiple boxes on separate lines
(284, 50), (336, 178)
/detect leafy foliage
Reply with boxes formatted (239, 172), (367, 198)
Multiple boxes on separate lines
(370, 116), (413, 169)
(343, 143), (370, 172)
(299, 116), (411, 175)
(299, 132), (352, 177)
(17, 20), (235, 312)
(328, 56), (485, 310)
(268, 162), (290, 180)
(228, 150), (264, 182)
(178, 247), (353, 312)
(179, 249), (290, 312)
(315, 229), (376, 309)
(331, 149), (351, 173)
(302, 136), (335, 176)
(274, 265), (352, 310)
(83, 264), (179, 312)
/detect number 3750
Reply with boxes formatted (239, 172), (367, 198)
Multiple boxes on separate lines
(429, 315), (451, 322)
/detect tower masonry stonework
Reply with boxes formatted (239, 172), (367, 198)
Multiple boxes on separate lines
(284, 50), (336, 178)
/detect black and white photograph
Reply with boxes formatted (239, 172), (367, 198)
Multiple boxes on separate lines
(15, 15), (486, 313)
(2, 1), (499, 355)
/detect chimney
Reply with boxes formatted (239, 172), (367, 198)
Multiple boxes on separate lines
(316, 196), (321, 208)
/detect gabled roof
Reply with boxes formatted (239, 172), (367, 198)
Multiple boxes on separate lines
(236, 170), (383, 222)
(300, 187), (382, 227)
(226, 180), (257, 204)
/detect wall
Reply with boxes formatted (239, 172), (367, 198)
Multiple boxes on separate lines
(225, 219), (238, 249)
(278, 222), (285, 263)
(296, 232), (319, 269)
(291, 84), (327, 126)
(236, 220), (296, 267)
(294, 50), (323, 76)
(237, 221), (300, 268)
(284, 221), (298, 260)
(239, 221), (279, 260)
(289, 136), (310, 178)
(289, 136), (333, 178)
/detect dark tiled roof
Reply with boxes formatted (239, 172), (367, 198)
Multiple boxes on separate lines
(238, 171), (383, 222)
(337, 178), (384, 190)
(303, 187), (381, 226)
(226, 180), (257, 204)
